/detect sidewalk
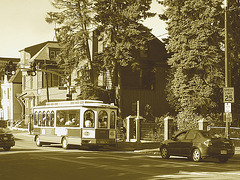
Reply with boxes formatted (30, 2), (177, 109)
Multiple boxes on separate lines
(116, 141), (159, 151)
(8, 127), (240, 154)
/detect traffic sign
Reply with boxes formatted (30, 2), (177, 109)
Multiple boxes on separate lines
(223, 112), (232, 122)
(224, 103), (231, 113)
(223, 87), (234, 103)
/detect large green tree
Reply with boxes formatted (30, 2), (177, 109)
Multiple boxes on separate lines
(159, 0), (228, 129)
(93, 0), (154, 112)
(46, 0), (155, 109)
(46, 0), (94, 88)
(228, 0), (240, 126)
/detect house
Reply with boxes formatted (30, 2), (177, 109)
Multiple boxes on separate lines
(1, 30), (170, 127)
(119, 38), (170, 118)
(89, 31), (171, 119)
(18, 41), (80, 125)
(0, 57), (22, 126)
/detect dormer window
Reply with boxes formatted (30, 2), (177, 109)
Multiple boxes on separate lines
(50, 51), (56, 59)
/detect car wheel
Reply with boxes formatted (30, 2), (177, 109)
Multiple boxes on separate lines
(218, 157), (228, 163)
(3, 146), (11, 151)
(192, 148), (201, 162)
(161, 146), (170, 159)
(62, 137), (69, 149)
(36, 136), (42, 147)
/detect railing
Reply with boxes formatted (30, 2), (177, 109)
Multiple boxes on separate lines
(208, 126), (240, 140)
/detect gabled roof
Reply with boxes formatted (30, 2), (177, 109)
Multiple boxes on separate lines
(19, 41), (60, 58)
(29, 42), (60, 62)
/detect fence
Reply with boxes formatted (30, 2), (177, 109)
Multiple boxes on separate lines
(208, 126), (240, 146)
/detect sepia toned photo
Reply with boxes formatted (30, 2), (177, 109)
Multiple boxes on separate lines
(0, 0), (240, 179)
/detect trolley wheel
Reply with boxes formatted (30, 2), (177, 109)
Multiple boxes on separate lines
(35, 136), (42, 147)
(62, 137), (69, 149)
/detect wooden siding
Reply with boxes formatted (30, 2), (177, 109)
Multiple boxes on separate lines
(120, 65), (170, 118)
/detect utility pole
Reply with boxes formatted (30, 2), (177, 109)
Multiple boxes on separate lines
(224, 0), (231, 139)
(44, 60), (50, 102)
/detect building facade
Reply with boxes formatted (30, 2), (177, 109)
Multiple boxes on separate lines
(0, 57), (22, 126)
(1, 33), (170, 127)
(18, 41), (80, 125)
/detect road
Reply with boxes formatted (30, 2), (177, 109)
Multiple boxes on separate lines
(0, 132), (240, 180)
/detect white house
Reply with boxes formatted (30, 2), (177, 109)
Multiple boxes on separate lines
(1, 69), (22, 127)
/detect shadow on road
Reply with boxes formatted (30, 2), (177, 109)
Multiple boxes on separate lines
(0, 148), (41, 152)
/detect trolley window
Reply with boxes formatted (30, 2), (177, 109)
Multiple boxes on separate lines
(38, 111), (42, 126)
(46, 111), (50, 126)
(50, 111), (54, 126)
(98, 110), (108, 128)
(42, 111), (46, 126)
(34, 111), (38, 125)
(84, 110), (95, 128)
(56, 110), (80, 127)
(110, 111), (115, 129)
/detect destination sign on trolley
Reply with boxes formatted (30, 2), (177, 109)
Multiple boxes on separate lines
(223, 87), (234, 103)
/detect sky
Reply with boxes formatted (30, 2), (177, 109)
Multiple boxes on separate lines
(0, 0), (167, 58)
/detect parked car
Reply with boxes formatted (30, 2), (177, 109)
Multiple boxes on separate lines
(160, 129), (235, 162)
(0, 128), (15, 151)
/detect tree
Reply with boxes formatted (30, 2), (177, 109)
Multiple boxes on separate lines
(46, 0), (95, 98)
(159, 0), (226, 130)
(93, 0), (154, 114)
(227, 0), (240, 126)
(46, 0), (155, 110)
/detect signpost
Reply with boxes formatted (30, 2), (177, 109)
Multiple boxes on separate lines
(223, 87), (234, 103)
(223, 87), (234, 138)
(223, 87), (234, 124)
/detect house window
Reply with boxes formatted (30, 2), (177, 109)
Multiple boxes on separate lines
(98, 71), (106, 87)
(141, 69), (156, 90)
(23, 75), (26, 90)
(52, 74), (59, 87)
(121, 66), (155, 90)
(38, 72), (43, 89)
(50, 51), (56, 59)
(42, 72), (62, 88)
(30, 76), (33, 89)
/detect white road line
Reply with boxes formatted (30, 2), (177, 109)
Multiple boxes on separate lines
(153, 171), (240, 179)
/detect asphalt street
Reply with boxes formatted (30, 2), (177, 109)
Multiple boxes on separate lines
(0, 131), (240, 180)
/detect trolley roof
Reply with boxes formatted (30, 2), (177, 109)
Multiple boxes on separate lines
(33, 100), (118, 109)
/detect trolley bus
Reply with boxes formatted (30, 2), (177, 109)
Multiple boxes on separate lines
(32, 100), (118, 149)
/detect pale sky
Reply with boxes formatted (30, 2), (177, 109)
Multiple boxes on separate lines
(0, 0), (167, 58)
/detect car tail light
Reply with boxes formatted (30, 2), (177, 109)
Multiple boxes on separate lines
(204, 139), (212, 147)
